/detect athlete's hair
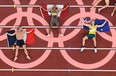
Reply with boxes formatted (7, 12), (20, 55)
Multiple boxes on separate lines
(52, 5), (58, 10)
(17, 26), (22, 30)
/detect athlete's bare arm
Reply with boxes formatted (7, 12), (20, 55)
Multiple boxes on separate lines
(41, 6), (51, 12)
(6, 32), (16, 36)
(26, 29), (34, 34)
(58, 5), (69, 11)
(96, 20), (107, 27)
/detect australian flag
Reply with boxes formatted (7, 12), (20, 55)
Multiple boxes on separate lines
(95, 19), (110, 32)
(83, 18), (91, 29)
(83, 18), (110, 32)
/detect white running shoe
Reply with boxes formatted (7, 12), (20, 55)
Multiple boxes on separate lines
(14, 57), (18, 61)
(81, 47), (85, 52)
(26, 56), (31, 60)
(60, 34), (64, 36)
(94, 48), (97, 53)
(47, 34), (51, 37)
(111, 13), (114, 16)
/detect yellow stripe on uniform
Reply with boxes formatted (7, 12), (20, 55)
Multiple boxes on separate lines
(52, 12), (57, 16)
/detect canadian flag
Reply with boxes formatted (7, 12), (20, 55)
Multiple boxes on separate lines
(41, 4), (69, 18)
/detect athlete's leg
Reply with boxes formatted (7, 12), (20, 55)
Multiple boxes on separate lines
(14, 45), (19, 61)
(56, 22), (63, 36)
(93, 37), (97, 53)
(81, 36), (88, 52)
(22, 45), (31, 60)
(98, 0), (110, 12)
(91, 0), (102, 9)
(111, 6), (116, 16)
(48, 24), (53, 36)
(82, 36), (88, 46)
(93, 37), (96, 47)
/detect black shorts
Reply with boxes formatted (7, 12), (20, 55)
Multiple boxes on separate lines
(50, 17), (59, 25)
(16, 40), (25, 47)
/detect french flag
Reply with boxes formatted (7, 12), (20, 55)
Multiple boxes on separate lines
(23, 28), (35, 45)
(7, 30), (17, 47)
(7, 28), (35, 47)
(41, 4), (69, 18)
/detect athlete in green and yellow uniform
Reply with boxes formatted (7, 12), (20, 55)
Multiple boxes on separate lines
(81, 19), (107, 53)
(87, 25), (97, 39)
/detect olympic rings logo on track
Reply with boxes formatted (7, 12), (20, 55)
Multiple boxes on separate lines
(0, 0), (116, 69)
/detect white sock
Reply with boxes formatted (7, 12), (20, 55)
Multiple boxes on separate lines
(47, 34), (51, 36)
(26, 56), (31, 60)
(94, 48), (97, 53)
(14, 57), (18, 61)
(60, 34), (64, 36)
(81, 46), (85, 52)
